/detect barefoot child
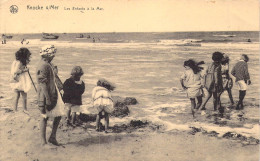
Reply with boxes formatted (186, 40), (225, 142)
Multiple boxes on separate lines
(92, 79), (115, 133)
(180, 59), (204, 117)
(63, 66), (85, 125)
(10, 48), (32, 112)
(37, 45), (64, 146)
(201, 52), (224, 113)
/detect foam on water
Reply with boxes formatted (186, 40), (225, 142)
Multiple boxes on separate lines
(190, 122), (260, 138)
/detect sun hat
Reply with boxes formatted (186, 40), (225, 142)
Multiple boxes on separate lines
(40, 45), (57, 57)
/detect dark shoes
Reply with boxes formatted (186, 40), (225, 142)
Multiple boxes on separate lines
(236, 102), (244, 110)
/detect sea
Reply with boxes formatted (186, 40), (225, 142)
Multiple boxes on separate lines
(0, 31), (259, 136)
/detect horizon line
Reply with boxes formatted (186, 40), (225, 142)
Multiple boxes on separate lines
(1, 30), (259, 34)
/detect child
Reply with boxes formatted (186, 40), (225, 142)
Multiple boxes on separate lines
(180, 59), (204, 117)
(202, 52), (224, 113)
(63, 66), (85, 125)
(221, 54), (234, 105)
(231, 54), (251, 110)
(92, 78), (115, 133)
(10, 48), (32, 112)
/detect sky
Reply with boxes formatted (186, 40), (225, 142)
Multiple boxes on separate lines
(0, 0), (259, 33)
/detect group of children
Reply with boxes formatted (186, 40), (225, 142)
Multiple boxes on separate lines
(180, 52), (251, 117)
(10, 47), (115, 134)
(10, 46), (251, 144)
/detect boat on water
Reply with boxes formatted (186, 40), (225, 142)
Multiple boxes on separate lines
(42, 33), (59, 39)
(2, 34), (13, 39)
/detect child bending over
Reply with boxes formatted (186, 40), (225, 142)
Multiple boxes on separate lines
(92, 78), (115, 133)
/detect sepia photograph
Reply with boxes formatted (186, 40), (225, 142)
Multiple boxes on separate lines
(0, 0), (259, 160)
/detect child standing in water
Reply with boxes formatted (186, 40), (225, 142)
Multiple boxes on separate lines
(63, 66), (85, 125)
(10, 48), (32, 112)
(92, 79), (115, 133)
(180, 59), (204, 117)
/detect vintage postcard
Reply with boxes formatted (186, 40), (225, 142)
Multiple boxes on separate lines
(0, 0), (259, 161)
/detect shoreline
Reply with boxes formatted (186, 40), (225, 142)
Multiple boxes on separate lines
(0, 102), (259, 161)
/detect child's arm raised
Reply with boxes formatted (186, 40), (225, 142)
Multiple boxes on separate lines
(79, 81), (85, 95)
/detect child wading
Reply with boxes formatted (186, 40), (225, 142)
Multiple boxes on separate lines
(221, 54), (234, 105)
(180, 59), (204, 117)
(63, 66), (85, 125)
(202, 52), (224, 113)
(10, 48), (32, 112)
(92, 79), (115, 133)
(231, 54), (251, 110)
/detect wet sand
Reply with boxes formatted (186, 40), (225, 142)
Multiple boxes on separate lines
(0, 103), (259, 161)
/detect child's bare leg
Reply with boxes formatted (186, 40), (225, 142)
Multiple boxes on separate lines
(39, 106), (48, 145)
(72, 112), (76, 124)
(104, 112), (109, 132)
(13, 91), (20, 111)
(96, 112), (101, 131)
(196, 96), (203, 109)
(20, 91), (27, 111)
(201, 91), (212, 110)
(66, 109), (71, 123)
(227, 88), (234, 105)
(213, 92), (218, 111)
(49, 116), (61, 146)
(190, 98), (196, 117)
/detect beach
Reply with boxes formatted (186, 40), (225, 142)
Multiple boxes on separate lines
(0, 32), (259, 161)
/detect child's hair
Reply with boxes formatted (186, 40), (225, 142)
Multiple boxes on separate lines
(184, 59), (204, 74)
(97, 78), (115, 91)
(241, 54), (249, 62)
(212, 52), (224, 62)
(221, 54), (230, 65)
(15, 48), (31, 65)
(71, 66), (84, 76)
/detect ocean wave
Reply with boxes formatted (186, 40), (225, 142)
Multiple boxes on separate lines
(213, 34), (236, 38)
(158, 39), (202, 45)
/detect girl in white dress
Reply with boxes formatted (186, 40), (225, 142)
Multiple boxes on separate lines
(10, 48), (32, 112)
(92, 78), (115, 133)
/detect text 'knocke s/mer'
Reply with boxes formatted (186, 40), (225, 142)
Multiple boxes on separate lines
(27, 5), (59, 10)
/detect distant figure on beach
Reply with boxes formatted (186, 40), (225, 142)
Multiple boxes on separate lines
(92, 78), (115, 133)
(10, 48), (32, 112)
(2, 39), (6, 44)
(21, 39), (29, 45)
(36, 45), (64, 146)
(221, 54), (234, 105)
(201, 52), (224, 113)
(180, 59), (204, 117)
(63, 66), (85, 126)
(231, 54), (251, 110)
(92, 38), (95, 43)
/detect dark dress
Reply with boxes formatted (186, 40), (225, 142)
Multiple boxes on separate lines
(62, 77), (85, 105)
(204, 62), (223, 93)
